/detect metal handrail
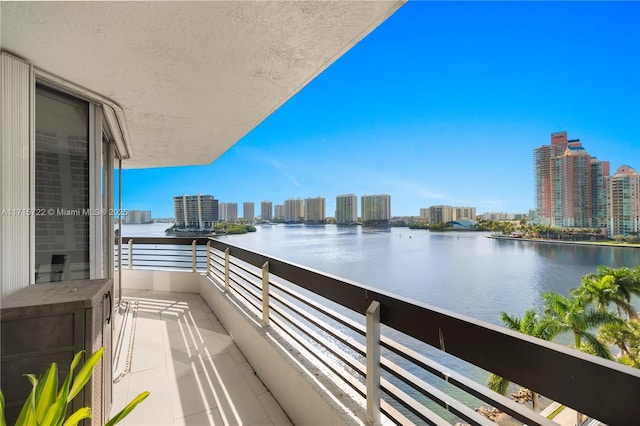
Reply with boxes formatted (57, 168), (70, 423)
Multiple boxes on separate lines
(119, 236), (640, 424)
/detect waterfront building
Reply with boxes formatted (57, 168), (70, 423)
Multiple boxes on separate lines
(429, 205), (454, 224)
(480, 212), (515, 221)
(219, 202), (227, 221)
(361, 194), (391, 227)
(455, 207), (476, 221)
(284, 198), (304, 223)
(534, 131), (609, 227)
(591, 158), (611, 228)
(305, 197), (326, 224)
(607, 165), (640, 237)
(243, 202), (255, 221)
(419, 208), (430, 220)
(261, 201), (273, 222)
(173, 194), (218, 230)
(274, 204), (285, 221)
(224, 202), (238, 222)
(336, 194), (358, 225)
(123, 210), (152, 224)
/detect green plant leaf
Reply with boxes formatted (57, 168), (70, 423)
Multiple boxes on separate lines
(40, 396), (68, 426)
(68, 347), (104, 402)
(34, 363), (58, 424)
(15, 374), (38, 426)
(0, 390), (7, 426)
(61, 407), (91, 426)
(104, 391), (150, 426)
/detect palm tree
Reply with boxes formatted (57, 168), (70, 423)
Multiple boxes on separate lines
(487, 309), (560, 413)
(542, 292), (621, 359)
(543, 292), (623, 426)
(573, 274), (633, 318)
(584, 266), (640, 319)
(599, 320), (640, 368)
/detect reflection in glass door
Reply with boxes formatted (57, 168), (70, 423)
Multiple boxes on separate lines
(35, 86), (90, 283)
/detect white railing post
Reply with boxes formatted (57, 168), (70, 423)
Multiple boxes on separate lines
(192, 240), (197, 272)
(366, 300), (381, 425)
(224, 248), (230, 292)
(206, 241), (211, 276)
(128, 239), (133, 269)
(262, 261), (270, 327)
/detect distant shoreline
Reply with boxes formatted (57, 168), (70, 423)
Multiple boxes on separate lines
(487, 234), (640, 249)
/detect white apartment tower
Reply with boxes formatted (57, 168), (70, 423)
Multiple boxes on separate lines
(607, 165), (640, 237)
(243, 202), (255, 221)
(305, 197), (326, 223)
(173, 194), (218, 230)
(261, 201), (273, 222)
(361, 194), (391, 227)
(284, 198), (304, 223)
(336, 194), (358, 225)
(274, 204), (285, 221)
(225, 203), (238, 222)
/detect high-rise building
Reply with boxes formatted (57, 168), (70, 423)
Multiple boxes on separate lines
(124, 210), (152, 224)
(243, 202), (255, 221)
(173, 194), (218, 230)
(261, 201), (273, 222)
(336, 194), (357, 225)
(419, 208), (430, 220)
(607, 165), (640, 237)
(361, 194), (391, 227)
(429, 205), (454, 224)
(284, 198), (304, 223)
(224, 203), (238, 222)
(591, 158), (611, 228)
(534, 131), (607, 227)
(455, 207), (476, 221)
(304, 197), (326, 224)
(274, 204), (285, 221)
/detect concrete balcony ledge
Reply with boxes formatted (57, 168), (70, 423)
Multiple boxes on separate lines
(117, 269), (372, 425)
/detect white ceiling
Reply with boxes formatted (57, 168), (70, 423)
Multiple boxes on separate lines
(1, 1), (403, 169)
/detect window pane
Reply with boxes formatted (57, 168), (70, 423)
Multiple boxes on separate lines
(35, 86), (89, 282)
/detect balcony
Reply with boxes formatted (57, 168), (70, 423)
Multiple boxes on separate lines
(114, 237), (640, 425)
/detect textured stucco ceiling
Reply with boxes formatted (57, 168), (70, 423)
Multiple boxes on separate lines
(1, 1), (403, 168)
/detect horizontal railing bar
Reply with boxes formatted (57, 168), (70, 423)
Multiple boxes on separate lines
(209, 238), (640, 424)
(121, 237), (210, 245)
(270, 302), (366, 380)
(382, 337), (551, 425)
(269, 290), (366, 359)
(268, 277), (366, 338)
(381, 380), (463, 426)
(381, 359), (496, 425)
(229, 258), (263, 282)
(379, 399), (416, 426)
(270, 313), (367, 398)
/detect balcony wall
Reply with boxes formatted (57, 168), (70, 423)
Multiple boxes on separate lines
(121, 268), (367, 425)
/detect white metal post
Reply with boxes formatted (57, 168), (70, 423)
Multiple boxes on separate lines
(192, 240), (197, 272)
(128, 239), (133, 269)
(262, 261), (270, 327)
(224, 248), (230, 292)
(366, 300), (381, 425)
(206, 241), (211, 276)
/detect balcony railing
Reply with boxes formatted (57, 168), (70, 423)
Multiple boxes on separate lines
(120, 236), (640, 425)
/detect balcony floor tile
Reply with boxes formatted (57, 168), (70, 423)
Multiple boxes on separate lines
(112, 289), (291, 426)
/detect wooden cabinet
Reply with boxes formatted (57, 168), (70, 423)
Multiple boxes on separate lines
(1, 279), (112, 425)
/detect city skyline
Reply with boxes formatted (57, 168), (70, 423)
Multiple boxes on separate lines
(118, 1), (640, 218)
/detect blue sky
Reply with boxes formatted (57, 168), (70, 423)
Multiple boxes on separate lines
(120, 1), (640, 219)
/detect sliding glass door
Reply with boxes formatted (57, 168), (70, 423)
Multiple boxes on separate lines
(34, 86), (90, 283)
